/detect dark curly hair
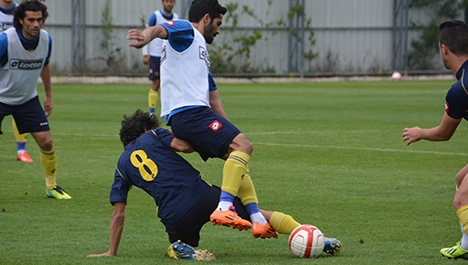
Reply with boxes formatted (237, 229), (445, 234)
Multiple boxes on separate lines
(119, 109), (161, 147)
(189, 0), (226, 23)
(13, 0), (48, 30)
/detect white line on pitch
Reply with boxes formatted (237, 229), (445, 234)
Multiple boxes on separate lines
(254, 142), (468, 157)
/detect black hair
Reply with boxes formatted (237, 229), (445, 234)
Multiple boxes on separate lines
(119, 109), (161, 147)
(188, 0), (227, 23)
(439, 20), (468, 56)
(13, 0), (48, 30)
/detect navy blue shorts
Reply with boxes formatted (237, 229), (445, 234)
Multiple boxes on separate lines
(165, 185), (249, 247)
(148, 56), (160, 81)
(0, 96), (49, 134)
(170, 107), (241, 161)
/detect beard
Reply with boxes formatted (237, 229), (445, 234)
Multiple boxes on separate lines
(204, 23), (216, 44)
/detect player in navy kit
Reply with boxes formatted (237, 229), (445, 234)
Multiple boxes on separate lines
(0, 0), (71, 199)
(87, 110), (342, 260)
(142, 0), (178, 115)
(402, 20), (468, 259)
(0, 0), (32, 163)
(127, 0), (273, 239)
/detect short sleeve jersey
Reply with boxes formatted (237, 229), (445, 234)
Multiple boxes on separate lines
(446, 60), (468, 121)
(110, 128), (211, 225)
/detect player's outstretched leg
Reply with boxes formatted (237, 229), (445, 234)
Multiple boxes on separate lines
(440, 241), (468, 260)
(323, 237), (343, 255)
(210, 206), (252, 231)
(167, 240), (216, 260)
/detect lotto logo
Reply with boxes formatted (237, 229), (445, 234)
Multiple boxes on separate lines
(199, 46), (210, 68)
(209, 120), (222, 132)
(10, 59), (43, 70)
(1, 22), (13, 31)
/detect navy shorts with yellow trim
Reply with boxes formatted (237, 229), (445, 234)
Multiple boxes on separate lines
(0, 96), (49, 134)
(148, 56), (160, 81)
(170, 107), (241, 161)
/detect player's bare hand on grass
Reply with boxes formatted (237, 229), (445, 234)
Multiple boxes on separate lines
(402, 127), (422, 145)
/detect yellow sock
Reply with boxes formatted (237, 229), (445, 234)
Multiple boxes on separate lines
(148, 89), (158, 110)
(12, 118), (27, 142)
(221, 151), (250, 196)
(238, 166), (258, 205)
(40, 148), (57, 190)
(269, 211), (301, 235)
(457, 205), (468, 235)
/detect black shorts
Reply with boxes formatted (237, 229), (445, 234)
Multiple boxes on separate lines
(0, 96), (49, 134)
(165, 185), (249, 247)
(170, 107), (241, 161)
(148, 56), (160, 81)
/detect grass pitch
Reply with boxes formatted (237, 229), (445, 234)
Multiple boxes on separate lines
(0, 80), (465, 264)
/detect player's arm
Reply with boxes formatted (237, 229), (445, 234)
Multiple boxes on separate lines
(210, 89), (228, 119)
(402, 112), (461, 145)
(87, 202), (126, 257)
(208, 73), (228, 119)
(142, 13), (157, 63)
(41, 34), (53, 116)
(128, 25), (168, 49)
(40, 63), (53, 116)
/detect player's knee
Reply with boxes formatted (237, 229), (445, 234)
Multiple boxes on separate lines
(231, 134), (253, 154)
(38, 138), (54, 151)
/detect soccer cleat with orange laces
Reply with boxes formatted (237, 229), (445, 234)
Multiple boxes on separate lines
(252, 222), (278, 239)
(210, 206), (252, 231)
(17, 151), (33, 163)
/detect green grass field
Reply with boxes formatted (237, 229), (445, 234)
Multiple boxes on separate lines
(1, 80), (466, 264)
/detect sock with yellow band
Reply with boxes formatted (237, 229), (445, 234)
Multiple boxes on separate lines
(269, 211), (301, 235)
(40, 148), (57, 190)
(237, 169), (267, 224)
(217, 151), (250, 210)
(12, 119), (27, 153)
(148, 89), (158, 115)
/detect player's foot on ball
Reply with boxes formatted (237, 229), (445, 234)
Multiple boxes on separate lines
(167, 240), (216, 260)
(441, 241), (468, 260)
(17, 151), (33, 163)
(210, 206), (252, 231)
(252, 222), (278, 239)
(46, 186), (72, 200)
(323, 237), (342, 255)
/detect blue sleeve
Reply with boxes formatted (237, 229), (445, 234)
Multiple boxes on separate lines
(161, 20), (194, 53)
(445, 84), (468, 119)
(109, 169), (131, 204)
(0, 33), (8, 67)
(154, 128), (175, 148)
(208, 72), (218, 91)
(147, 12), (157, 27)
(45, 34), (52, 65)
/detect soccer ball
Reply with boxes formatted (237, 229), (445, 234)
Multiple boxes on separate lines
(391, 71), (402, 80)
(288, 224), (324, 258)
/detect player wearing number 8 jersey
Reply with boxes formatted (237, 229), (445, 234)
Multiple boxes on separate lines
(87, 110), (342, 260)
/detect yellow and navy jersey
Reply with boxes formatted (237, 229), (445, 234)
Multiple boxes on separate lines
(446, 60), (468, 121)
(110, 128), (211, 225)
